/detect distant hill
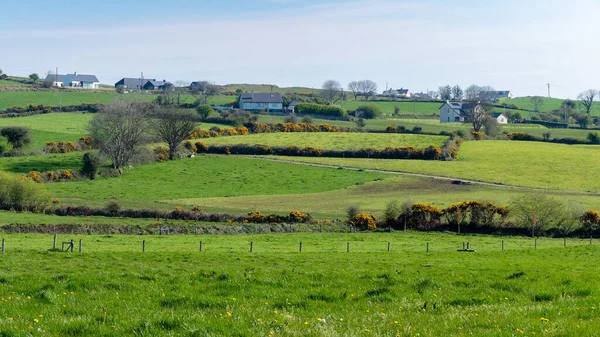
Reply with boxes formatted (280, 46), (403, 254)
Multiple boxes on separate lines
(221, 84), (320, 95)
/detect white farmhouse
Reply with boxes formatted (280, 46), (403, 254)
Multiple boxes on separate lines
(490, 112), (508, 124)
(44, 72), (99, 88)
(239, 92), (283, 112)
(439, 101), (472, 123)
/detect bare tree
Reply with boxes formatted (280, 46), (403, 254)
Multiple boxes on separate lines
(88, 101), (150, 173)
(511, 193), (567, 237)
(464, 84), (481, 100)
(358, 80), (377, 101)
(427, 90), (439, 99)
(321, 80), (342, 105)
(438, 85), (452, 100)
(150, 106), (197, 160)
(190, 81), (221, 104)
(578, 89), (598, 114)
(465, 100), (492, 132)
(477, 85), (496, 102)
(530, 96), (544, 112)
(451, 85), (463, 100)
(174, 80), (190, 88)
(348, 81), (360, 100)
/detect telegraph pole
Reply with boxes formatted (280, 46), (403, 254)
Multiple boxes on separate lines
(547, 83), (551, 98)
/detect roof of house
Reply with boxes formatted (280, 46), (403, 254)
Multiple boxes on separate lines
(490, 112), (505, 118)
(240, 92), (283, 104)
(68, 74), (99, 82)
(481, 90), (511, 95)
(396, 88), (409, 94)
(44, 74), (67, 82)
(146, 80), (169, 87)
(441, 101), (474, 116)
(288, 100), (300, 107)
(117, 78), (156, 87)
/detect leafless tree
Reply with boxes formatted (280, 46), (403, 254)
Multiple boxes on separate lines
(427, 90), (439, 99)
(465, 100), (492, 132)
(358, 80), (377, 101)
(477, 85), (496, 102)
(88, 100), (150, 173)
(451, 85), (463, 100)
(464, 84), (481, 100)
(530, 96), (544, 112)
(190, 81), (221, 104)
(321, 80), (342, 105)
(348, 81), (360, 100)
(438, 85), (452, 100)
(511, 193), (567, 237)
(578, 89), (598, 114)
(150, 106), (197, 160)
(174, 80), (190, 88)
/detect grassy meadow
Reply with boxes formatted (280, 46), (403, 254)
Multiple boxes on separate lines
(200, 133), (448, 150)
(0, 233), (599, 336)
(499, 96), (600, 115)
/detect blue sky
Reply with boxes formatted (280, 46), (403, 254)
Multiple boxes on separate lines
(2, 0), (598, 98)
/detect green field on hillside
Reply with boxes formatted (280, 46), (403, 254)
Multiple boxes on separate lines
(499, 96), (600, 115)
(272, 140), (600, 192)
(200, 133), (447, 150)
(222, 84), (320, 95)
(341, 100), (442, 116)
(0, 79), (28, 87)
(0, 233), (598, 336)
(46, 156), (387, 208)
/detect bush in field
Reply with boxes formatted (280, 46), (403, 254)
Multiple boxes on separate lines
(0, 172), (52, 211)
(105, 200), (121, 215)
(183, 141), (197, 154)
(81, 152), (102, 180)
(354, 105), (382, 119)
(194, 141), (208, 153)
(346, 205), (361, 220)
(510, 194), (566, 237)
(409, 203), (442, 230)
(301, 115), (313, 124)
(196, 104), (213, 120)
(1, 126), (31, 149)
(580, 210), (600, 232)
(295, 103), (346, 117)
(587, 132), (600, 144)
(383, 200), (402, 227)
(153, 146), (170, 162)
(471, 131), (484, 140)
(349, 213), (377, 230)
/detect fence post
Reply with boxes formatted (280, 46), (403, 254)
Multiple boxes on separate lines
(534, 238), (537, 250)
(142, 240), (146, 252)
(591, 236), (593, 245)
(79, 239), (82, 253)
(347, 242), (350, 253)
(564, 237), (566, 248)
(426, 242), (429, 252)
(53, 234), (57, 250)
(70, 240), (74, 253)
(1, 238), (4, 254)
(299, 242), (302, 253)
(387, 242), (390, 252)
(250, 242), (253, 253)
(199, 241), (203, 252)
(502, 240), (504, 251)
(319, 224), (322, 233)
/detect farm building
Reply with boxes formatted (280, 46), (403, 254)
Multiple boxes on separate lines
(480, 90), (513, 101)
(115, 78), (156, 90)
(44, 72), (99, 88)
(490, 112), (508, 124)
(286, 100), (300, 113)
(239, 92), (283, 112)
(382, 88), (410, 98)
(143, 80), (172, 91)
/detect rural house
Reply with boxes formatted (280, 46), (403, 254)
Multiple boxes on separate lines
(239, 92), (283, 112)
(115, 78), (157, 90)
(286, 100), (300, 113)
(143, 80), (172, 90)
(480, 90), (513, 101)
(44, 72), (99, 88)
(382, 88), (411, 98)
(439, 101), (475, 123)
(490, 112), (508, 124)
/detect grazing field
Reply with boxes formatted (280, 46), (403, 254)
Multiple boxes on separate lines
(271, 140), (600, 192)
(341, 100), (442, 116)
(200, 133), (448, 150)
(0, 79), (28, 87)
(0, 152), (84, 174)
(0, 91), (236, 110)
(499, 96), (600, 115)
(0, 233), (598, 336)
(46, 156), (387, 208)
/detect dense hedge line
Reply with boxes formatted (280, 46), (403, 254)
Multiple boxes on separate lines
(189, 142), (444, 160)
(506, 132), (593, 145)
(0, 103), (104, 117)
(295, 103), (346, 117)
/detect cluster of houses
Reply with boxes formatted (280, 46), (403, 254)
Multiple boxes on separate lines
(439, 101), (508, 124)
(43, 72), (100, 89)
(114, 78), (172, 91)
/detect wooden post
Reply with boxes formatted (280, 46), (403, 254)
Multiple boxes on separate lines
(142, 240), (146, 252)
(426, 242), (429, 252)
(387, 242), (390, 252)
(467, 242), (470, 250)
(53, 234), (57, 250)
(319, 224), (322, 233)
(79, 239), (82, 253)
(591, 236), (593, 245)
(388, 225), (392, 233)
(347, 242), (350, 253)
(502, 240), (504, 251)
(462, 242), (465, 250)
(199, 241), (203, 252)
(299, 242), (302, 253)
(1, 238), (4, 254)
(534, 238), (537, 250)
(70, 240), (74, 253)
(250, 242), (253, 253)
(564, 237), (567, 248)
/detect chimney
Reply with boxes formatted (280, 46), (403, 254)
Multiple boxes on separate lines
(74, 71), (77, 76)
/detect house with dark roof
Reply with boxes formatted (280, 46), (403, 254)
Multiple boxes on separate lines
(239, 92), (283, 112)
(143, 80), (171, 91)
(480, 90), (512, 101)
(439, 101), (475, 123)
(490, 112), (508, 124)
(286, 100), (300, 113)
(44, 72), (99, 88)
(115, 78), (156, 90)
(382, 88), (410, 98)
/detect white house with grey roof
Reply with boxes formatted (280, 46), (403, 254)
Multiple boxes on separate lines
(480, 90), (513, 101)
(45, 72), (99, 88)
(439, 101), (474, 123)
(239, 92), (283, 112)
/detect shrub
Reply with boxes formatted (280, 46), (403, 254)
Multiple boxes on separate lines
(542, 132), (552, 141)
(409, 203), (442, 230)
(471, 131), (485, 140)
(153, 146), (170, 162)
(196, 104), (213, 120)
(587, 132), (600, 144)
(346, 205), (361, 220)
(183, 141), (197, 154)
(507, 132), (538, 141)
(105, 200), (121, 215)
(383, 200), (402, 226)
(295, 103), (346, 117)
(355, 105), (382, 119)
(386, 125), (397, 133)
(0, 172), (52, 211)
(580, 210), (600, 232)
(284, 113), (298, 124)
(81, 152), (101, 180)
(349, 213), (377, 231)
(194, 142), (208, 153)
(0, 126), (31, 149)
(301, 115), (313, 124)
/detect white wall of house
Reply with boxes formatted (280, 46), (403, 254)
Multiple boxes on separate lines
(240, 102), (283, 111)
(496, 115), (508, 124)
(439, 104), (463, 123)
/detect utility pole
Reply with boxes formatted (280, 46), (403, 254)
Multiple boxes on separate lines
(547, 83), (551, 98)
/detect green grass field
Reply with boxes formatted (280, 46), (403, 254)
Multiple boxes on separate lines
(0, 152), (84, 174)
(0, 232), (598, 336)
(499, 96), (600, 115)
(0, 79), (28, 87)
(271, 140), (600, 192)
(341, 100), (442, 116)
(199, 133), (448, 150)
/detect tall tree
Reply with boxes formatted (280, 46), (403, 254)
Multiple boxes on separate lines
(321, 80), (342, 105)
(451, 85), (463, 100)
(347, 81), (360, 100)
(477, 85), (496, 102)
(358, 80), (377, 101)
(511, 193), (566, 237)
(464, 100), (492, 132)
(0, 126), (31, 149)
(150, 106), (197, 160)
(530, 96), (544, 112)
(88, 101), (149, 173)
(578, 89), (598, 114)
(29, 73), (39, 82)
(464, 84), (481, 100)
(438, 85), (452, 100)
(190, 81), (221, 104)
